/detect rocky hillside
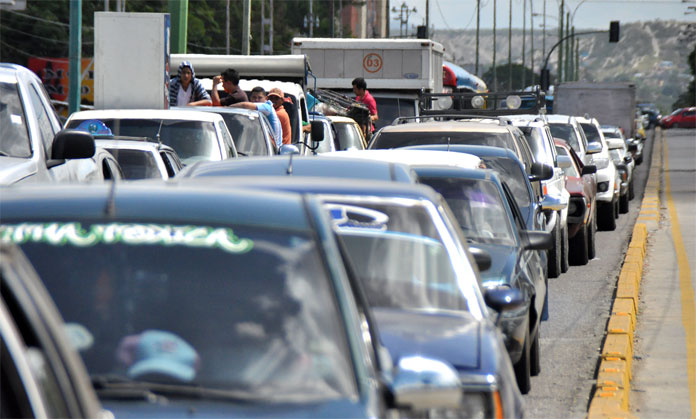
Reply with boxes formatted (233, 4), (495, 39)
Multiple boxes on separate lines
(433, 20), (695, 112)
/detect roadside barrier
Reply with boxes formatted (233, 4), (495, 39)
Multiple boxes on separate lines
(587, 130), (663, 419)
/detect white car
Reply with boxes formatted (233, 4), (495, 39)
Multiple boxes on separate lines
(576, 116), (619, 231)
(325, 148), (483, 171)
(327, 115), (367, 150)
(64, 109), (237, 166)
(605, 136), (635, 213)
(95, 138), (183, 180)
(0, 63), (101, 185)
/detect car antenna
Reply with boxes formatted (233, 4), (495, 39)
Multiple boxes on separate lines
(447, 136), (451, 152)
(103, 179), (117, 217)
(286, 153), (294, 175)
(155, 119), (164, 149)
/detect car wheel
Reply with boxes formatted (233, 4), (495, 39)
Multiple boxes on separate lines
(629, 180), (635, 200)
(514, 327), (532, 394)
(530, 329), (541, 376)
(598, 203), (616, 231)
(560, 225), (569, 273)
(636, 154), (644, 165)
(547, 218), (562, 278)
(619, 192), (629, 214)
(569, 223), (589, 265)
(588, 209), (597, 260)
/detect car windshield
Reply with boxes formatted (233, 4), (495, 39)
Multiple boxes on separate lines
(555, 146), (579, 177)
(549, 123), (581, 153)
(217, 112), (268, 156)
(372, 131), (514, 150)
(601, 129), (622, 140)
(670, 108), (682, 116)
(2, 221), (355, 402)
(519, 126), (552, 164)
(66, 118), (222, 165)
(421, 177), (516, 246)
(105, 148), (161, 179)
(333, 122), (365, 150)
(0, 81), (32, 158)
(327, 201), (470, 313)
(580, 123), (601, 143)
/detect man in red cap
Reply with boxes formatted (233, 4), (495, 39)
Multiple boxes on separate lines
(268, 87), (292, 145)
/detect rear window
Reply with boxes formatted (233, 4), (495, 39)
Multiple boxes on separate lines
(371, 130), (515, 150)
(0, 81), (31, 158)
(106, 148), (161, 179)
(549, 123), (580, 154)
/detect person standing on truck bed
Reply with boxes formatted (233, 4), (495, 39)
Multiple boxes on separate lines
(268, 88), (293, 145)
(169, 61), (212, 107)
(231, 87), (283, 148)
(352, 77), (378, 137)
(212, 68), (248, 106)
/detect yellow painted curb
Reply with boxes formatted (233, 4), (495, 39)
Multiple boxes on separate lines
(607, 314), (634, 345)
(592, 387), (629, 411)
(621, 261), (643, 278)
(599, 358), (631, 383)
(616, 281), (639, 312)
(619, 269), (640, 289)
(602, 334), (633, 373)
(612, 299), (636, 330)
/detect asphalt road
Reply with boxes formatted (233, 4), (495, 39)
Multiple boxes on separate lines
(522, 128), (656, 418)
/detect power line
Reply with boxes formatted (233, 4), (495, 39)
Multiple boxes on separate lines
(1, 25), (94, 45)
(434, 0), (453, 30)
(0, 39), (68, 59)
(4, 10), (72, 28)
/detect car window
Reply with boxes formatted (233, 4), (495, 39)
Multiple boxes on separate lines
(327, 200), (472, 313)
(0, 82), (32, 158)
(219, 112), (268, 156)
(66, 119), (223, 165)
(4, 221), (356, 402)
(580, 123), (601, 143)
(333, 122), (365, 150)
(555, 146), (579, 177)
(27, 85), (56, 158)
(549, 123), (580, 154)
(479, 155), (531, 208)
(218, 121), (235, 157)
(371, 130), (515, 150)
(105, 149), (162, 180)
(312, 121), (335, 153)
(421, 177), (516, 246)
(160, 152), (177, 178)
(519, 126), (553, 165)
(684, 110), (696, 116)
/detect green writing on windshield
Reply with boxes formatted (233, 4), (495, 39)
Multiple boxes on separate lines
(0, 222), (254, 254)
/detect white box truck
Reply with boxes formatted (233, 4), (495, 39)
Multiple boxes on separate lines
(291, 37), (444, 130)
(553, 82), (637, 139)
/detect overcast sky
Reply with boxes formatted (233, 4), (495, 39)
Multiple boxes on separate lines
(390, 0), (695, 32)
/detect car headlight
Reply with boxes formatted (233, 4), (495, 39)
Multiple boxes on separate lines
(598, 181), (609, 192)
(618, 168), (628, 181)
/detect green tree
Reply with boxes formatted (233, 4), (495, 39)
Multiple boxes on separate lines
(672, 44), (696, 109)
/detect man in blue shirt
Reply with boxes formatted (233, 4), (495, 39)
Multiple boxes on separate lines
(169, 61), (212, 107)
(230, 86), (282, 148)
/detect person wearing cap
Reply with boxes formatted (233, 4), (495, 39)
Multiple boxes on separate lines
(268, 88), (292, 145)
(231, 86), (282, 148)
(212, 68), (248, 106)
(169, 61), (212, 107)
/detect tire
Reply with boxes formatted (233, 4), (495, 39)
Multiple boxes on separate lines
(598, 203), (616, 231)
(514, 327), (532, 394)
(569, 224), (589, 265)
(587, 209), (597, 260)
(629, 180), (635, 200)
(530, 329), (541, 376)
(560, 225), (569, 273)
(547, 219), (562, 278)
(619, 192), (629, 214)
(614, 199), (620, 219)
(636, 154), (644, 165)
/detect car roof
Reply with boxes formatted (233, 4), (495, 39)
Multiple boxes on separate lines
(174, 176), (444, 203)
(66, 109), (224, 123)
(198, 78), (305, 98)
(325, 149), (483, 169)
(605, 138), (625, 149)
(545, 114), (577, 124)
(177, 106), (261, 117)
(178, 155), (418, 183)
(399, 144), (519, 160)
(378, 120), (511, 133)
(414, 165), (500, 183)
(326, 115), (359, 124)
(0, 182), (312, 231)
(95, 139), (176, 153)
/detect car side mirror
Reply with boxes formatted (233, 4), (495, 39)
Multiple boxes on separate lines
(311, 120), (324, 142)
(540, 193), (567, 212)
(557, 155), (572, 169)
(528, 162), (554, 182)
(586, 142), (602, 154)
(623, 155), (633, 164)
(51, 129), (95, 160)
(279, 144), (300, 155)
(581, 164), (597, 175)
(468, 246), (492, 272)
(523, 230), (554, 251)
(484, 287), (525, 325)
(390, 356), (462, 410)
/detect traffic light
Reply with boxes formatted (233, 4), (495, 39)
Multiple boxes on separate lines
(609, 21), (620, 43)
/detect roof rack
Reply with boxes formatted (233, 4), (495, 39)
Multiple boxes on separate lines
(419, 87), (547, 116)
(313, 88), (371, 128)
(391, 114), (513, 127)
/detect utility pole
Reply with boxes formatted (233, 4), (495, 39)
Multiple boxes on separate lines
(392, 2), (417, 38)
(260, 0), (273, 54)
(68, 0), (81, 115)
(169, 0), (188, 54)
(242, 0), (250, 54)
(558, 0), (563, 83)
(522, 0), (526, 87)
(493, 0), (497, 91)
(564, 11), (570, 81)
(508, 0), (512, 90)
(475, 0), (480, 76)
(226, 0), (230, 54)
(530, 0), (534, 83)
(542, 0), (546, 59)
(425, 0), (429, 37)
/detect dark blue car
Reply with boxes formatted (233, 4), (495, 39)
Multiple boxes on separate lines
(0, 181), (466, 418)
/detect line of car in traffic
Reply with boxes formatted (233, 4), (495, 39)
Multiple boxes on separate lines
(1, 62), (658, 418)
